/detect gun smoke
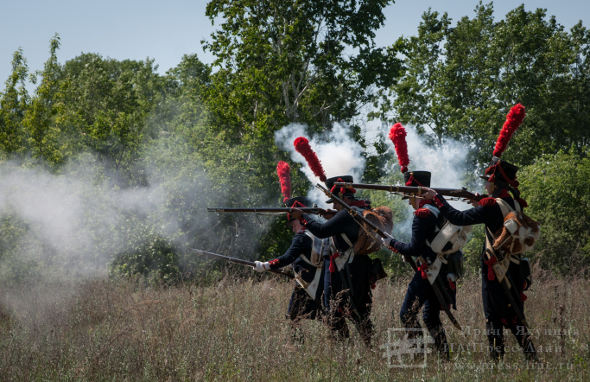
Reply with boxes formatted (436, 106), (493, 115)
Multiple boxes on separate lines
(0, 138), (262, 325)
(275, 121), (475, 236)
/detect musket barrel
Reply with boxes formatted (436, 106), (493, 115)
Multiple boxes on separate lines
(334, 182), (480, 201)
(207, 207), (334, 214)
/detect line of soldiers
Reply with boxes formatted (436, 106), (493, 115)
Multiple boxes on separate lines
(251, 105), (538, 362)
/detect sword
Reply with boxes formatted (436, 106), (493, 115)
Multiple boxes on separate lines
(190, 249), (294, 279)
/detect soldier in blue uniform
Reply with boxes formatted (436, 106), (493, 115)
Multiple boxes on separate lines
(421, 160), (537, 361)
(254, 196), (326, 343)
(291, 176), (376, 346)
(386, 170), (454, 360)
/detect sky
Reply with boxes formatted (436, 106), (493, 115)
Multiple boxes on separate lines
(1, 0), (589, 87)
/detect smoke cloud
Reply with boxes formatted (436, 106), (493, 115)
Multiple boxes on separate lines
(0, 159), (168, 282)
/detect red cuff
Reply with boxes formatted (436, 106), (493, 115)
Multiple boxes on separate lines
(387, 239), (399, 253)
(433, 195), (445, 208)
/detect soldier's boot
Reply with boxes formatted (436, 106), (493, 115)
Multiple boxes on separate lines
(510, 324), (538, 362)
(355, 316), (374, 348)
(486, 320), (505, 362)
(429, 325), (450, 361)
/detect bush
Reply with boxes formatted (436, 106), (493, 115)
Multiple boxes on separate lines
(110, 231), (180, 285)
(518, 149), (590, 275)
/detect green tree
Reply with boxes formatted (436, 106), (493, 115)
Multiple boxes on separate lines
(21, 34), (63, 165)
(204, 0), (399, 131)
(202, 0), (399, 178)
(383, 2), (590, 170)
(0, 49), (30, 159)
(18, 34), (166, 176)
(199, 0), (401, 257)
(54, 53), (166, 180)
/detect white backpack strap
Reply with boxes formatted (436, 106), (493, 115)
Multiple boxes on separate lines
(494, 198), (513, 217)
(303, 231), (324, 268)
(513, 199), (522, 213)
(340, 233), (354, 248)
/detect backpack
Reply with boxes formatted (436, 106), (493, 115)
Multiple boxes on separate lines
(423, 205), (472, 255)
(493, 198), (540, 255)
(353, 206), (394, 255)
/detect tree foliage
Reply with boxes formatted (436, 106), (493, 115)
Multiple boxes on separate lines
(0, 49), (29, 159)
(204, 0), (399, 130)
(518, 149), (590, 274)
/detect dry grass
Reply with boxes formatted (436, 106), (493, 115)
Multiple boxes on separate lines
(0, 272), (588, 381)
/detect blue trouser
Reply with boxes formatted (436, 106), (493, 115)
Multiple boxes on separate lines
(322, 256), (373, 344)
(400, 271), (448, 356)
(287, 284), (321, 321)
(481, 258), (536, 360)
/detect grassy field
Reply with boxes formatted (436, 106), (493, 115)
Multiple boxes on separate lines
(0, 271), (588, 381)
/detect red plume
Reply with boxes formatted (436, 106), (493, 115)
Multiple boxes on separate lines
(293, 136), (327, 182)
(276, 161), (291, 203)
(493, 103), (526, 158)
(389, 123), (410, 173)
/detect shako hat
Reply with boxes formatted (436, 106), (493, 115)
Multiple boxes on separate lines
(481, 159), (519, 187)
(403, 171), (431, 187)
(324, 175), (355, 203)
(285, 196), (312, 208)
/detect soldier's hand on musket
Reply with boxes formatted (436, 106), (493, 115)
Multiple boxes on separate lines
(290, 208), (303, 220)
(468, 194), (482, 207)
(420, 187), (437, 200)
(383, 237), (398, 253)
(253, 261), (270, 272)
(318, 209), (336, 219)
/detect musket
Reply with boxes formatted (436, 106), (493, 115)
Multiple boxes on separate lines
(207, 207), (335, 215)
(190, 249), (294, 279)
(315, 183), (462, 331)
(334, 182), (483, 202)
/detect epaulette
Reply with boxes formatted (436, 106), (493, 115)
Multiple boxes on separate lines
(478, 197), (497, 208)
(414, 208), (432, 218)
